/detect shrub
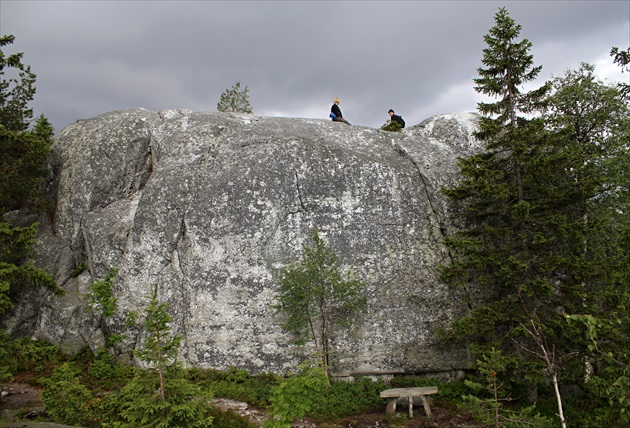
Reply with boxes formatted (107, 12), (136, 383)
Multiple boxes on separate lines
(264, 365), (329, 428)
(39, 362), (98, 427)
(380, 119), (403, 132)
(0, 331), (61, 381)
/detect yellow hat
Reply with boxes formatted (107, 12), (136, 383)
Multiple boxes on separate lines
(333, 98), (340, 103)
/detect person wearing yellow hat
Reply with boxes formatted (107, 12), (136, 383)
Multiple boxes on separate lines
(329, 98), (351, 125)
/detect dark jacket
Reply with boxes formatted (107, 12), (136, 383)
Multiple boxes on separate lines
(331, 103), (343, 118)
(391, 114), (405, 128)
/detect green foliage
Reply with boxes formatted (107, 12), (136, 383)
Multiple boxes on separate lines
(461, 395), (553, 428)
(264, 365), (329, 428)
(186, 366), (280, 407)
(0, 34), (36, 132)
(111, 287), (215, 427)
(274, 229), (367, 377)
(40, 362), (98, 427)
(71, 261), (88, 277)
(611, 46), (630, 99)
(380, 119), (402, 132)
(0, 119), (54, 212)
(0, 222), (61, 315)
(442, 4), (629, 390)
(85, 268), (119, 319)
(88, 348), (132, 385)
(116, 366), (215, 428)
(0, 35), (57, 322)
(135, 286), (181, 379)
(460, 348), (550, 427)
(217, 81), (253, 114)
(308, 376), (388, 419)
(1, 35), (54, 213)
(474, 7), (549, 125)
(0, 330), (61, 381)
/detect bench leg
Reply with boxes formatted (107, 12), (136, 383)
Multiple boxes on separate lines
(386, 398), (397, 414)
(420, 396), (432, 417)
(408, 395), (413, 418)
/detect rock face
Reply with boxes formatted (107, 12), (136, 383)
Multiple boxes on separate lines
(4, 108), (482, 376)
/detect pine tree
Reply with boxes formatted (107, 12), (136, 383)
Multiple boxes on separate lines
(274, 229), (367, 380)
(216, 81), (253, 113)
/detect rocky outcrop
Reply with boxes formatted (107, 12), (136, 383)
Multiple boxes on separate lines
(4, 109), (481, 376)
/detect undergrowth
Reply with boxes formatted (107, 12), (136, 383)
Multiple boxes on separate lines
(2, 333), (626, 427)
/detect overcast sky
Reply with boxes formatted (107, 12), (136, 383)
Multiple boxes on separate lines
(2, 0), (629, 133)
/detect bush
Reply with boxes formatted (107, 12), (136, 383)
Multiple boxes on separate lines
(380, 120), (403, 132)
(309, 376), (388, 419)
(88, 349), (132, 387)
(39, 362), (98, 427)
(0, 331), (61, 381)
(187, 366), (280, 407)
(264, 365), (329, 428)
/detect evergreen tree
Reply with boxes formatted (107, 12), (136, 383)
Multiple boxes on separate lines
(274, 229), (367, 380)
(0, 35), (58, 318)
(441, 8), (630, 424)
(217, 81), (253, 113)
(118, 285), (214, 427)
(0, 35), (36, 132)
(442, 6), (552, 355)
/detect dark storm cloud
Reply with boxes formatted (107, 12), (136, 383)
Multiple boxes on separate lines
(1, 0), (628, 134)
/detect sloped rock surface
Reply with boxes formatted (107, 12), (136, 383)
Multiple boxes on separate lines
(6, 109), (481, 375)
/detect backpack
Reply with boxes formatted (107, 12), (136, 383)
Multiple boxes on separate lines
(398, 116), (405, 128)
(329, 112), (337, 120)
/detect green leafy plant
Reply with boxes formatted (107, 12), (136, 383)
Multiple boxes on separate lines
(264, 365), (329, 428)
(118, 367), (214, 428)
(71, 262), (88, 278)
(85, 268), (119, 319)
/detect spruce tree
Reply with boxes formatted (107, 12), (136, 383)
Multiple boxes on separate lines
(118, 285), (214, 428)
(0, 35), (36, 132)
(442, 7), (552, 357)
(217, 81), (253, 114)
(441, 8), (630, 424)
(0, 35), (58, 317)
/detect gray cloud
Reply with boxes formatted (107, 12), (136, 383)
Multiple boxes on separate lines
(1, 0), (628, 134)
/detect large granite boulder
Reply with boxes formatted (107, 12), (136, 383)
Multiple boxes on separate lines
(4, 109), (481, 376)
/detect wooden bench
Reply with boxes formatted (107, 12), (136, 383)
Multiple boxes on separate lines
(379, 386), (438, 418)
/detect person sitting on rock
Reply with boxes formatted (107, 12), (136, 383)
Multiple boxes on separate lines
(388, 109), (405, 128)
(330, 98), (351, 125)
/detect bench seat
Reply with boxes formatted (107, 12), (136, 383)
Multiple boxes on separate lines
(379, 386), (438, 418)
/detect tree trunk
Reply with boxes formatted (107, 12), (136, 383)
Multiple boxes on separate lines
(552, 373), (567, 428)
